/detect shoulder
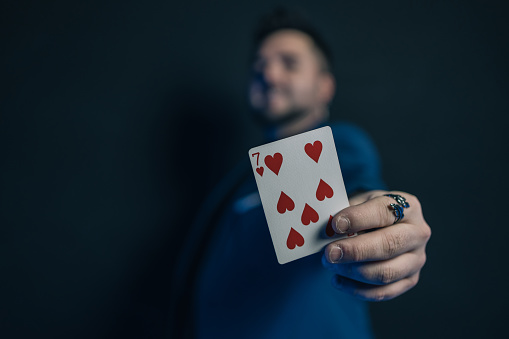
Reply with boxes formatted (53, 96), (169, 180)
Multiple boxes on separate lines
(329, 122), (379, 156)
(328, 121), (386, 192)
(330, 121), (374, 143)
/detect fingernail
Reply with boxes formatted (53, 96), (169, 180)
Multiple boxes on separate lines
(328, 245), (343, 264)
(334, 216), (350, 234)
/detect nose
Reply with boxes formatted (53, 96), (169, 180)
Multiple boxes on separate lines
(260, 61), (283, 87)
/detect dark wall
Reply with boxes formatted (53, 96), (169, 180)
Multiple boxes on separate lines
(1, 0), (508, 338)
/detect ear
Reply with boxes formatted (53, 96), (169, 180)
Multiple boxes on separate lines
(318, 72), (336, 104)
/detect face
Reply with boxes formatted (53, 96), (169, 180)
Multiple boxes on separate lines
(249, 29), (334, 124)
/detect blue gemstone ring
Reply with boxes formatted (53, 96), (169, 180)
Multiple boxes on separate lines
(389, 203), (405, 224)
(384, 194), (410, 208)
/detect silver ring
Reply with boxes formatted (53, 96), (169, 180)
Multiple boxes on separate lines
(389, 203), (405, 224)
(384, 194), (410, 208)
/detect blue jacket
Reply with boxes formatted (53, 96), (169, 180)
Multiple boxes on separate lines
(192, 122), (386, 338)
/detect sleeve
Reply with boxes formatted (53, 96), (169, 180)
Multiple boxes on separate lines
(331, 122), (387, 195)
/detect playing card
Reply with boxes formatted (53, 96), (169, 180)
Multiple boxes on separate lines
(248, 126), (352, 264)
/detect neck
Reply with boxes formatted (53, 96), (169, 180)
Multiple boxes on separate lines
(269, 107), (328, 140)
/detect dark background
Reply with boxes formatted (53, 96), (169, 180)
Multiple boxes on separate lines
(1, 0), (508, 338)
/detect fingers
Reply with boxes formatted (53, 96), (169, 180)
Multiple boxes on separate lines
(322, 250), (426, 285)
(334, 191), (421, 234)
(324, 222), (428, 264)
(348, 190), (380, 206)
(331, 272), (420, 302)
(324, 190), (429, 301)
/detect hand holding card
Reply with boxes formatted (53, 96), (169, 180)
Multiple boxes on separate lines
(249, 126), (354, 264)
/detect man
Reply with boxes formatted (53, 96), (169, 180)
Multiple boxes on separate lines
(169, 8), (431, 338)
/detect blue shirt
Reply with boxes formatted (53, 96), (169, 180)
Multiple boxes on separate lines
(195, 123), (386, 338)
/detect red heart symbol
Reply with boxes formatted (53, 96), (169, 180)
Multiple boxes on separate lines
(316, 179), (334, 201)
(286, 227), (305, 250)
(264, 153), (283, 175)
(277, 191), (295, 214)
(326, 215), (335, 237)
(304, 141), (322, 163)
(301, 203), (319, 226)
(256, 167), (264, 176)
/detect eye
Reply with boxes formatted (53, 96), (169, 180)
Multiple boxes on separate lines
(282, 55), (298, 71)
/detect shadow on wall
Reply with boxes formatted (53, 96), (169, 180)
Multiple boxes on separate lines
(112, 85), (244, 338)
(168, 85), (245, 241)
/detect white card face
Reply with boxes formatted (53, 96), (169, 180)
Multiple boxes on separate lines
(248, 126), (351, 264)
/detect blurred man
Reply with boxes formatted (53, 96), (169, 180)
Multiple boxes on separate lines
(170, 8), (430, 338)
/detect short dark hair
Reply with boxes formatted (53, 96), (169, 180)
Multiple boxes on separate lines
(253, 7), (334, 72)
